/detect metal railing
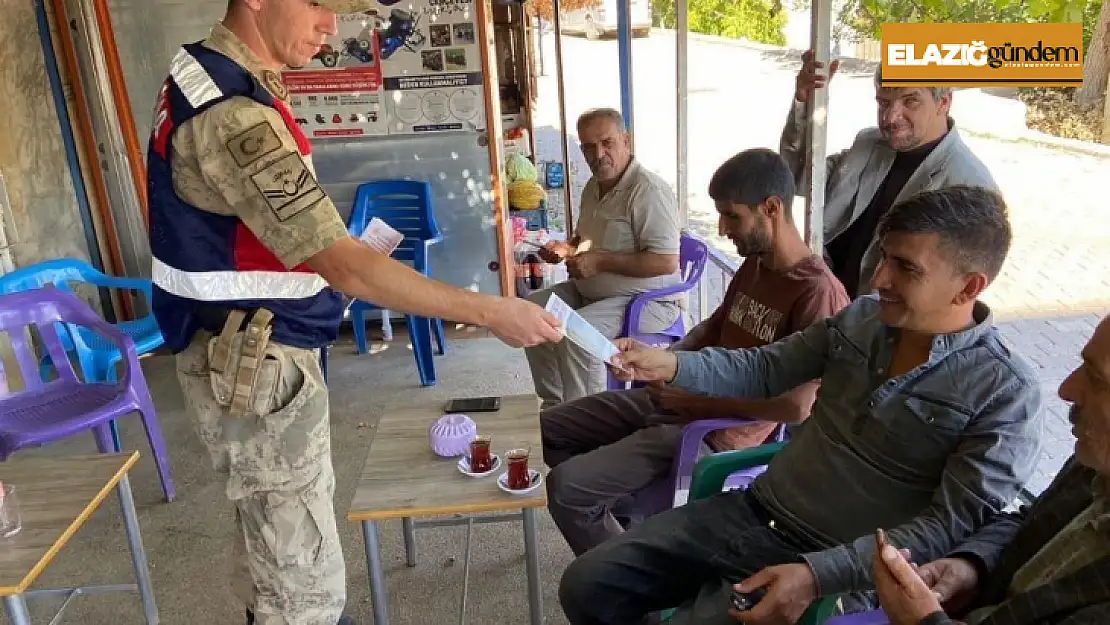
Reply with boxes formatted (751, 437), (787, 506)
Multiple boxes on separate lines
(689, 239), (738, 326)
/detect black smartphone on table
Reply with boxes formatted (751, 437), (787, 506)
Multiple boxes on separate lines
(445, 396), (501, 413)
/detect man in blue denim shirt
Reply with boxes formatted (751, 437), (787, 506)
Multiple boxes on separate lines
(557, 186), (1045, 625)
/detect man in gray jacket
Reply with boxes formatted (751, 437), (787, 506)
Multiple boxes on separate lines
(781, 51), (997, 297)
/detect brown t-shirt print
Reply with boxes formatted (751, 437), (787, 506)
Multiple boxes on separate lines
(704, 254), (850, 450)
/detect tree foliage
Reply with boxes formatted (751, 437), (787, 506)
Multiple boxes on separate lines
(826, 0), (1101, 53)
(652, 0), (788, 45)
(812, 0), (1110, 107)
(526, 0), (601, 22)
(833, 0), (1040, 43)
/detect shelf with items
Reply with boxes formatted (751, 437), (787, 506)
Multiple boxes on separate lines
(494, 1), (536, 159)
(510, 227), (553, 299)
(509, 204), (549, 231)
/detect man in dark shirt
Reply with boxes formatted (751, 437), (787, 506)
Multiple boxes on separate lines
(781, 53), (997, 297)
(872, 313), (1110, 625)
(824, 131), (945, 297)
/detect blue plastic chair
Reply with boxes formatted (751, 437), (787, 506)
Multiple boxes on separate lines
(346, 180), (447, 387)
(0, 258), (165, 453)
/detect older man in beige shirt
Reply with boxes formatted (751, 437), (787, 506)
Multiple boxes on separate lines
(526, 108), (683, 410)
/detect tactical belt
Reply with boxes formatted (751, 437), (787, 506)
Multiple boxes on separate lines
(196, 304), (258, 335)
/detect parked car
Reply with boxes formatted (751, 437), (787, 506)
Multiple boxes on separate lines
(560, 0), (652, 39)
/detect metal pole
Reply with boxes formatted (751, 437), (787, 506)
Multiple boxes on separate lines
(403, 517), (417, 567)
(459, 518), (474, 625)
(117, 474), (159, 624)
(2, 595), (31, 625)
(68, 0), (151, 284)
(675, 0), (689, 226)
(523, 508), (543, 625)
(90, 0), (148, 226)
(33, 0), (107, 280)
(537, 17), (546, 76)
(363, 521), (390, 625)
(617, 0), (634, 144)
(551, 0), (575, 237)
(804, 0), (831, 253)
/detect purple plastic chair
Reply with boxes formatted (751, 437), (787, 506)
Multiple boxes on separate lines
(825, 611), (890, 624)
(607, 233), (709, 390)
(0, 286), (175, 502)
(616, 418), (788, 522)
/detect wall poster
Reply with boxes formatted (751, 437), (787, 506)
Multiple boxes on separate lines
(282, 12), (388, 138)
(377, 0), (486, 134)
(281, 0), (486, 138)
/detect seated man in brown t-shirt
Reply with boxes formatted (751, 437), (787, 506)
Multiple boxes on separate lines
(541, 147), (850, 556)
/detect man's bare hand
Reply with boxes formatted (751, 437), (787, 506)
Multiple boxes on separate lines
(873, 543), (945, 625)
(488, 298), (565, 347)
(566, 251), (604, 279)
(610, 338), (679, 383)
(645, 384), (706, 418)
(917, 557), (980, 614)
(538, 240), (573, 264)
(646, 384), (695, 411)
(795, 49), (839, 103)
(730, 564), (817, 624)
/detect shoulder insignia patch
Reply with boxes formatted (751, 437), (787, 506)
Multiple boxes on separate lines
(226, 122), (283, 168)
(249, 152), (326, 221)
(262, 70), (289, 101)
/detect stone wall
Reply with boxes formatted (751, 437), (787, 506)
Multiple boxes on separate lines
(0, 0), (92, 269)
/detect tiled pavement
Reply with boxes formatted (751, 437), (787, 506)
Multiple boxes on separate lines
(966, 134), (1110, 495)
(992, 315), (1094, 495)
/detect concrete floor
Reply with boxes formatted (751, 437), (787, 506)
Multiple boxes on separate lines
(6, 328), (576, 625)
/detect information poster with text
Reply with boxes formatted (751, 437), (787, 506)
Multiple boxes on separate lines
(377, 0), (486, 134)
(282, 13), (389, 138)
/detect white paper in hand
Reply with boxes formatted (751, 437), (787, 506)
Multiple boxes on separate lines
(544, 294), (621, 365)
(359, 218), (404, 255)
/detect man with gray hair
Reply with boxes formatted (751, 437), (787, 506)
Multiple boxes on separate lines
(526, 107), (683, 410)
(781, 52), (997, 298)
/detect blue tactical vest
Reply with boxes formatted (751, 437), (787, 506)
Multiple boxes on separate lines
(147, 42), (344, 353)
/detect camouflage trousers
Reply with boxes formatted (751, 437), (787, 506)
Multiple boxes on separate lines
(176, 332), (345, 625)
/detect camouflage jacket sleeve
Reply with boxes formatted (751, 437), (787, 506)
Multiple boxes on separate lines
(171, 96), (349, 269)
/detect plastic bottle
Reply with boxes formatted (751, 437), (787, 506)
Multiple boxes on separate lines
(525, 253), (544, 290)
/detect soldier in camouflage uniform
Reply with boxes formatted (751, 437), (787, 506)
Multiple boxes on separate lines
(146, 1), (563, 623)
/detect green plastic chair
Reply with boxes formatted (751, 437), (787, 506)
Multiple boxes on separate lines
(658, 441), (841, 624)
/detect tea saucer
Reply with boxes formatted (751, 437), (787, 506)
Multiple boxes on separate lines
(497, 469), (543, 495)
(457, 454), (501, 478)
